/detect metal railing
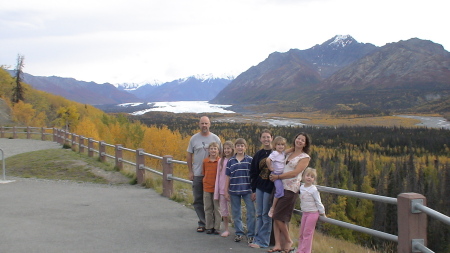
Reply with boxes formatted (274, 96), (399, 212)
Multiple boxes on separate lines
(2, 126), (449, 253)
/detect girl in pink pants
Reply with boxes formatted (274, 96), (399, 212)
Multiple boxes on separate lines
(297, 168), (326, 253)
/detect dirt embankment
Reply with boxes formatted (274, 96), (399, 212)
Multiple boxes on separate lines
(0, 98), (13, 125)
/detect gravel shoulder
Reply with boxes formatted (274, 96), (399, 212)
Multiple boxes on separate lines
(0, 138), (62, 158)
(0, 138), (130, 184)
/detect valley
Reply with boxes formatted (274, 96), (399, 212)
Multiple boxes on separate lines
(213, 112), (450, 129)
(112, 101), (450, 129)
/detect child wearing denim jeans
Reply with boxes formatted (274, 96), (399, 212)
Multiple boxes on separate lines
(224, 138), (255, 244)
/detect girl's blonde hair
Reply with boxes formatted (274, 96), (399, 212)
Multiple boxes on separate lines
(303, 167), (318, 183)
(219, 141), (234, 172)
(272, 136), (287, 151)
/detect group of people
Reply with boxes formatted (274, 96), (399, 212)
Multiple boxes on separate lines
(187, 116), (326, 253)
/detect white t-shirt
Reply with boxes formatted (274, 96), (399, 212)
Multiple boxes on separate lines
(187, 132), (221, 176)
(268, 150), (285, 174)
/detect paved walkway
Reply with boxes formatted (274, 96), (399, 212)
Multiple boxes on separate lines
(0, 139), (267, 253)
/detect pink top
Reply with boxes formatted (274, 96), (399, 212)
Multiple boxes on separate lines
(214, 157), (230, 200)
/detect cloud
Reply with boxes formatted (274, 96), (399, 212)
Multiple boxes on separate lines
(1, 0), (448, 84)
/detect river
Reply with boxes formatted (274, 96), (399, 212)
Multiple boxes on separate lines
(119, 101), (450, 129)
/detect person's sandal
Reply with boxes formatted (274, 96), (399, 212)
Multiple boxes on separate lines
(197, 227), (205, 232)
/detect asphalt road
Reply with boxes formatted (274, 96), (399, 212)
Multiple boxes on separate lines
(0, 139), (267, 253)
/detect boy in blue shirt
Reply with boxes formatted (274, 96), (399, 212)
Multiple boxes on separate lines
(225, 138), (256, 244)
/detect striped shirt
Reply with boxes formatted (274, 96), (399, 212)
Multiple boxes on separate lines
(225, 154), (253, 195)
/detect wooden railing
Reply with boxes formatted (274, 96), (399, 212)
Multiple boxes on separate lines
(1, 126), (449, 253)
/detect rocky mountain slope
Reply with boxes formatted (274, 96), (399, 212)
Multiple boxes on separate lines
(211, 35), (377, 103)
(211, 35), (450, 113)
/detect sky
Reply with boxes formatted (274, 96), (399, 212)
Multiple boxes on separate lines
(1, 0), (449, 85)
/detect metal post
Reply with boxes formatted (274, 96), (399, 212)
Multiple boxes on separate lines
(1, 149), (4, 181)
(0, 149), (15, 184)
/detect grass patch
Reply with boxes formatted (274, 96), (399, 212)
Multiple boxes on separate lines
(3, 148), (124, 184)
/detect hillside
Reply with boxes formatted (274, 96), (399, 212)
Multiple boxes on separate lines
(211, 36), (450, 114)
(211, 35), (377, 104)
(0, 98), (13, 125)
(6, 71), (140, 105)
(8, 70), (231, 105)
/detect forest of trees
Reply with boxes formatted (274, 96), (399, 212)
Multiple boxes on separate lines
(1, 67), (449, 252)
(130, 114), (450, 252)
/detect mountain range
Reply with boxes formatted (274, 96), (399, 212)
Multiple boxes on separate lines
(7, 71), (231, 105)
(120, 75), (232, 102)
(8, 35), (450, 113)
(211, 35), (450, 113)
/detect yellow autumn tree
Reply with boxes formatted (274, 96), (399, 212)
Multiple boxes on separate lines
(54, 105), (80, 131)
(74, 117), (100, 141)
(12, 101), (35, 126)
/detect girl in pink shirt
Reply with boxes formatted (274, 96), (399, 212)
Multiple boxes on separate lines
(214, 141), (234, 237)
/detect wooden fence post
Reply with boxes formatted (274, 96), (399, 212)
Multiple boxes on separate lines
(26, 126), (31, 139)
(71, 133), (77, 151)
(136, 148), (145, 185)
(88, 138), (94, 157)
(397, 193), (427, 253)
(13, 126), (17, 139)
(162, 155), (174, 198)
(64, 129), (68, 145)
(57, 129), (61, 144)
(99, 141), (106, 162)
(1, 126), (4, 138)
(41, 127), (45, 141)
(58, 129), (63, 144)
(79, 136), (85, 154)
(115, 145), (123, 171)
(52, 128), (57, 142)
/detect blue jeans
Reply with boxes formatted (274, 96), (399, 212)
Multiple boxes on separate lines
(230, 193), (256, 237)
(253, 188), (273, 247)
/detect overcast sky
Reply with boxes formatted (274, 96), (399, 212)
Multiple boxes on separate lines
(1, 0), (448, 85)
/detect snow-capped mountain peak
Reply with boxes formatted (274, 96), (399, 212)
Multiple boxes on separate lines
(178, 74), (235, 84)
(328, 34), (354, 47)
(115, 80), (161, 91)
